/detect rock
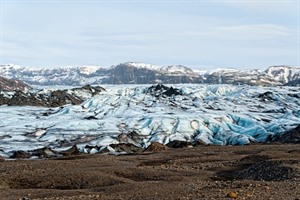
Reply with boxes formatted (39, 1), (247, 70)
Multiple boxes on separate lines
(145, 142), (168, 152)
(147, 84), (182, 97)
(84, 116), (98, 120)
(79, 84), (106, 95)
(0, 135), (12, 140)
(163, 87), (181, 97)
(10, 151), (31, 159)
(227, 191), (238, 198)
(149, 84), (169, 92)
(257, 91), (276, 101)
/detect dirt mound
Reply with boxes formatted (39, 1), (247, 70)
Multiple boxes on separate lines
(166, 140), (194, 148)
(145, 142), (169, 152)
(217, 155), (296, 181)
(233, 160), (294, 181)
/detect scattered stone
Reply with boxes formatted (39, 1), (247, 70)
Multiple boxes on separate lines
(227, 191), (238, 198)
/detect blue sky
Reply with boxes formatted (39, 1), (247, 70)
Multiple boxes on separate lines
(0, 0), (299, 69)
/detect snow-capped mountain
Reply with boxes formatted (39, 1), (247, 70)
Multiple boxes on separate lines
(0, 62), (299, 86)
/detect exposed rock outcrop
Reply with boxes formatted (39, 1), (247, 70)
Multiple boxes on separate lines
(0, 85), (105, 107)
(0, 76), (31, 91)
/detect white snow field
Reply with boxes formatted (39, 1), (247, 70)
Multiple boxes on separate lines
(0, 84), (299, 158)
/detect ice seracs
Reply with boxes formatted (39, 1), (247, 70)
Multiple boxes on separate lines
(0, 84), (300, 158)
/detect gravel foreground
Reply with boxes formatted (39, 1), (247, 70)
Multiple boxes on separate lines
(0, 144), (299, 200)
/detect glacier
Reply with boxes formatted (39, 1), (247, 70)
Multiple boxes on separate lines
(0, 84), (299, 158)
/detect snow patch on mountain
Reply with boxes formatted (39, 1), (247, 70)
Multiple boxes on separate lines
(79, 66), (104, 75)
(266, 66), (300, 83)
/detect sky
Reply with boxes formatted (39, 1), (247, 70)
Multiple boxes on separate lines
(0, 0), (299, 70)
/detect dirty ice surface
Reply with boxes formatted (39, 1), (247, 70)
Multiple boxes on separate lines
(0, 84), (299, 158)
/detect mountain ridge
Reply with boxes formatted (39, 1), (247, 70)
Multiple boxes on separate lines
(1, 62), (299, 86)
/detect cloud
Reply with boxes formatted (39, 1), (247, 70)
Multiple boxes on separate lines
(220, 0), (299, 20)
(1, 1), (298, 68)
(184, 23), (294, 41)
(217, 24), (293, 37)
(221, 0), (297, 11)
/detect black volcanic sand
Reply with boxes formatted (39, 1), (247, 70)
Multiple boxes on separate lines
(0, 144), (299, 200)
